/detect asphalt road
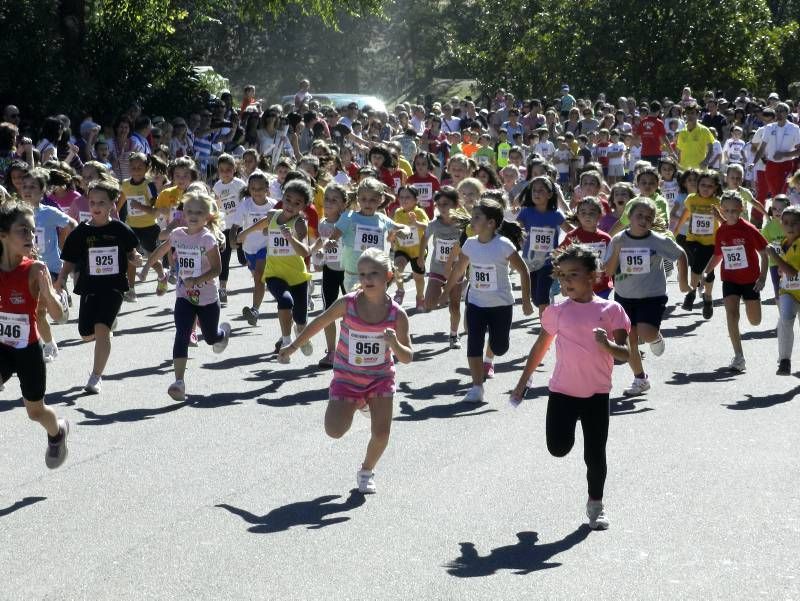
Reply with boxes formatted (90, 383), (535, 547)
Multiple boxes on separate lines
(1, 262), (798, 601)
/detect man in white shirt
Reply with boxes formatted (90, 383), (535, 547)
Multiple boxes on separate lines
(752, 102), (800, 198)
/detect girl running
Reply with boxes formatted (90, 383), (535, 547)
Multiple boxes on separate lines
(510, 245), (631, 530)
(278, 248), (413, 494)
(766, 206), (800, 375)
(0, 200), (69, 468)
(606, 198), (690, 397)
(599, 183), (635, 234)
(761, 195), (789, 299)
(559, 196), (612, 298)
(146, 191), (232, 401)
(238, 180), (313, 359)
(670, 168), (699, 246)
(442, 198), (533, 403)
(212, 153), (247, 305)
(406, 151), (441, 220)
(391, 186), (429, 309)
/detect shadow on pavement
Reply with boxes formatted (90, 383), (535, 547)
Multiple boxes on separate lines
(257, 386), (329, 407)
(395, 399), (497, 421)
(76, 402), (188, 425)
(665, 368), (737, 385)
(0, 496), (46, 518)
(102, 360), (173, 381)
(113, 321), (175, 337)
(412, 346), (453, 362)
(445, 526), (591, 577)
(216, 489), (366, 533)
(610, 396), (654, 416)
(725, 384), (800, 410)
(740, 329), (777, 340)
(397, 378), (471, 400)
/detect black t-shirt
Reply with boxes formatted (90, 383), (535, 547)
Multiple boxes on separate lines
(61, 220), (139, 295)
(701, 113), (727, 139)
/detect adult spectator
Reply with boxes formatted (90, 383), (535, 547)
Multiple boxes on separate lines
(459, 101), (480, 132)
(701, 99), (728, 142)
(522, 99), (546, 137)
(440, 103), (461, 135)
(752, 102), (800, 198)
(558, 84), (576, 118)
(108, 115), (134, 180)
(502, 108), (525, 140)
(676, 102), (714, 169)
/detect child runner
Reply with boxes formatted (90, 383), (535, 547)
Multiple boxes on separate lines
(391, 185), (429, 309)
(761, 195), (789, 299)
(702, 191), (768, 372)
(658, 158), (681, 218)
(239, 179), (313, 358)
(605, 198), (690, 397)
(0, 200), (69, 468)
(766, 206), (800, 375)
(406, 151), (441, 220)
(510, 245), (631, 530)
(146, 191), (231, 401)
(421, 187), (469, 348)
(670, 168), (699, 246)
(212, 153), (246, 305)
(229, 170), (275, 326)
(672, 170), (723, 318)
(278, 248), (413, 494)
(724, 164), (766, 223)
(311, 183), (348, 368)
(55, 179), (142, 394)
(559, 197), (613, 298)
(20, 168), (76, 363)
(442, 198), (533, 403)
(599, 183), (635, 234)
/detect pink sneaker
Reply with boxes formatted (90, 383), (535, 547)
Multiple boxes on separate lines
(483, 362), (495, 379)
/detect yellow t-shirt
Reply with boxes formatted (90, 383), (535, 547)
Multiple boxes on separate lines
(398, 157), (413, 178)
(392, 207), (429, 258)
(684, 193), (719, 246)
(676, 124), (714, 169)
(120, 179), (156, 228)
(262, 212), (311, 286)
(155, 186), (186, 224)
(313, 184), (325, 219)
(779, 238), (800, 301)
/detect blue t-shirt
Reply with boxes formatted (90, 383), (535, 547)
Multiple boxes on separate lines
(334, 210), (398, 273)
(34, 204), (72, 274)
(517, 206), (565, 269)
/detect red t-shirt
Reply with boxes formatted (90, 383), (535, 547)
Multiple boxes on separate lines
(713, 218), (767, 284)
(0, 257), (39, 347)
(635, 116), (667, 157)
(406, 173), (441, 219)
(560, 228), (613, 293)
(595, 141), (610, 167)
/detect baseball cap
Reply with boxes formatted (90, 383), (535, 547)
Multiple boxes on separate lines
(768, 92), (780, 100)
(561, 84), (570, 91)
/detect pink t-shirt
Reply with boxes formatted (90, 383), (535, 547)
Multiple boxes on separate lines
(67, 194), (119, 223)
(49, 190), (81, 210)
(169, 227), (219, 306)
(541, 297), (631, 398)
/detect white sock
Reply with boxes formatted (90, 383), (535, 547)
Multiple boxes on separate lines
(282, 335), (292, 346)
(483, 355), (493, 364)
(450, 331), (458, 337)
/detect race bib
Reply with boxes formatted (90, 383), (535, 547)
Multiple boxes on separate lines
(583, 241), (608, 264)
(528, 226), (554, 256)
(691, 213), (713, 235)
(0, 312), (30, 349)
(721, 245), (748, 270)
(127, 195), (146, 217)
(177, 247), (202, 278)
(399, 227), (419, 248)
(471, 263), (498, 291)
(348, 330), (386, 366)
(78, 211), (92, 223)
(268, 231), (295, 256)
(34, 227), (45, 251)
(248, 210), (268, 227)
(781, 273), (800, 291)
(619, 247), (650, 275)
(413, 182), (433, 204)
(477, 155), (490, 166)
(169, 208), (182, 223)
(354, 225), (384, 251)
(324, 240), (341, 264)
(436, 239), (456, 263)
(393, 177), (401, 192)
(222, 197), (238, 216)
(88, 246), (119, 275)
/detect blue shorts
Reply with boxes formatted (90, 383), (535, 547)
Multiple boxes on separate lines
(558, 172), (569, 185)
(244, 247), (267, 272)
(530, 264), (554, 307)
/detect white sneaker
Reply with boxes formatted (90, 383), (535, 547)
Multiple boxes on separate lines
(587, 500), (610, 530)
(84, 373), (102, 394)
(42, 341), (59, 363)
(357, 469), (376, 494)
(168, 380), (186, 402)
(623, 376), (650, 397)
(462, 385), (484, 403)
(728, 354), (746, 373)
(648, 335), (665, 357)
(213, 323), (231, 354)
(123, 290), (137, 303)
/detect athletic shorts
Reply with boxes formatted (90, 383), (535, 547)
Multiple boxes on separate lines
(607, 164), (625, 177)
(244, 247), (267, 272)
(530, 264), (554, 307)
(78, 290), (123, 337)
(131, 224), (161, 253)
(394, 250), (425, 275)
(614, 294), (668, 328)
(0, 342), (46, 401)
(722, 280), (761, 301)
(684, 241), (715, 275)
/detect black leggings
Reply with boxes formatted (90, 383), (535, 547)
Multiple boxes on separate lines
(546, 391), (609, 500)
(322, 265), (346, 309)
(220, 229), (233, 283)
(465, 302), (512, 357)
(266, 278), (308, 325)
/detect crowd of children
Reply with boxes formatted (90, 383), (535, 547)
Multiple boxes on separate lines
(2, 84), (800, 532)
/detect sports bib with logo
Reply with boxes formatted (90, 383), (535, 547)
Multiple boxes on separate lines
(348, 331), (386, 366)
(436, 239), (456, 263)
(619, 247), (650, 275)
(354, 225), (384, 251)
(471, 263), (498, 291)
(0, 312), (30, 349)
(528, 227), (554, 256)
(691, 213), (713, 235)
(177, 247), (202, 278)
(88, 246), (119, 275)
(721, 245), (748, 270)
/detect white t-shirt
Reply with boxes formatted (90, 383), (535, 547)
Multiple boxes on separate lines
(212, 177), (247, 226)
(534, 140), (555, 160)
(761, 121), (800, 163)
(229, 196), (276, 254)
(751, 127), (767, 172)
(723, 138), (746, 164)
(462, 235), (516, 308)
(709, 140), (723, 170)
(608, 141), (626, 166)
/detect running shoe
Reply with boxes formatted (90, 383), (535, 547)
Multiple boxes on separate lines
(307, 291), (316, 312)
(681, 289), (696, 311)
(449, 335), (462, 350)
(728, 355), (746, 373)
(218, 288), (228, 306)
(586, 500), (610, 530)
(156, 275), (169, 296)
(393, 288), (405, 305)
(242, 306), (259, 326)
(84, 373), (102, 394)
(168, 380), (186, 402)
(483, 362), (495, 379)
(702, 299), (713, 319)
(357, 469), (376, 494)
(213, 322), (231, 354)
(623, 376), (650, 396)
(648, 335), (666, 357)
(462, 385), (484, 403)
(123, 290), (137, 303)
(45, 419), (69, 469)
(42, 341), (59, 363)
(776, 359), (791, 376)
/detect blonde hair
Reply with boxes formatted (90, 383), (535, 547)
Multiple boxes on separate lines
(358, 246), (393, 273)
(180, 191), (225, 247)
(788, 168), (800, 190)
(457, 177), (485, 195)
(356, 177), (385, 199)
